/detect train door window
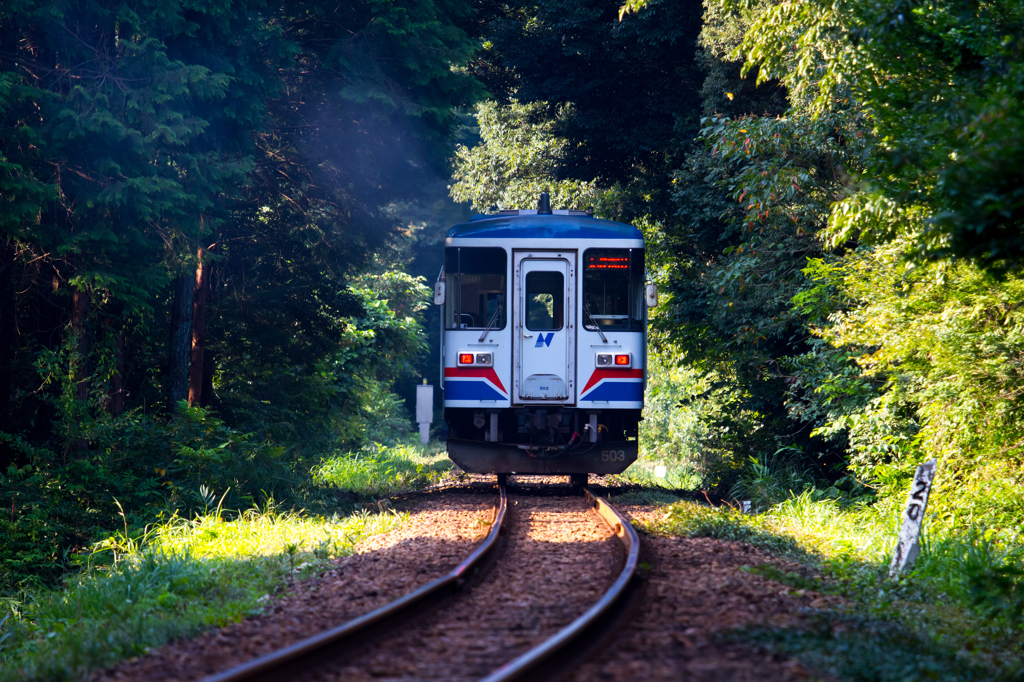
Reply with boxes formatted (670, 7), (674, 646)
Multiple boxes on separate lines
(444, 247), (507, 329)
(525, 271), (564, 331)
(583, 248), (644, 330)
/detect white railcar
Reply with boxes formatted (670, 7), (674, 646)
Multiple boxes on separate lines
(435, 194), (656, 477)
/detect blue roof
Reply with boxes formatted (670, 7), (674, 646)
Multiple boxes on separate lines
(447, 214), (643, 241)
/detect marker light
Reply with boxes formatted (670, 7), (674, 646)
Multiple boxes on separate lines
(458, 353), (474, 365)
(614, 354), (631, 366)
(596, 353), (613, 366)
(476, 353), (493, 365)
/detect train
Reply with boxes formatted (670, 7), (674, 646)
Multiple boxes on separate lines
(434, 193), (656, 479)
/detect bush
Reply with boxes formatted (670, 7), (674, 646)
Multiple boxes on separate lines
(0, 404), (310, 588)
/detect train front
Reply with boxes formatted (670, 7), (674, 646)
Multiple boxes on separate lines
(436, 200), (654, 476)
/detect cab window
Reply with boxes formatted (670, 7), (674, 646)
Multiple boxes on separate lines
(444, 247), (507, 330)
(583, 248), (644, 331)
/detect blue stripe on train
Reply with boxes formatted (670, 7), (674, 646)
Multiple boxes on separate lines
(582, 381), (644, 402)
(444, 380), (506, 401)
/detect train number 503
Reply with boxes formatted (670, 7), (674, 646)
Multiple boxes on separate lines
(601, 450), (626, 462)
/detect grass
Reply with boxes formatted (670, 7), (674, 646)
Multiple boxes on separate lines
(610, 488), (685, 506)
(642, 492), (1024, 681)
(313, 441), (452, 496)
(608, 457), (703, 490)
(0, 503), (405, 682)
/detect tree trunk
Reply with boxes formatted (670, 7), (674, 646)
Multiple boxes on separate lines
(36, 265), (63, 351)
(0, 243), (12, 470)
(70, 286), (90, 452)
(108, 325), (126, 416)
(168, 274), (193, 409)
(188, 247), (210, 407)
(0, 240), (14, 421)
(104, 299), (127, 415)
(201, 350), (215, 408)
(71, 287), (90, 403)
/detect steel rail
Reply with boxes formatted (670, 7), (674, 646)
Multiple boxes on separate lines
(479, 486), (642, 682)
(200, 485), (509, 682)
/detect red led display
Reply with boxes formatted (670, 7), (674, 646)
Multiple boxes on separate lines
(458, 353), (474, 365)
(586, 256), (629, 270)
(614, 354), (630, 366)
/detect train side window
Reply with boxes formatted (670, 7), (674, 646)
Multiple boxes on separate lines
(525, 271), (564, 331)
(583, 248), (644, 331)
(444, 247), (507, 330)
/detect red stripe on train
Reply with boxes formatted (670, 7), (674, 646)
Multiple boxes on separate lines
(581, 368), (643, 394)
(444, 367), (507, 395)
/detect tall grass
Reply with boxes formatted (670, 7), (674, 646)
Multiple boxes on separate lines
(0, 504), (404, 682)
(313, 441), (451, 496)
(611, 458), (703, 490)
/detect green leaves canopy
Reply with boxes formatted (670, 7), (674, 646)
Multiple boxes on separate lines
(730, 0), (1024, 269)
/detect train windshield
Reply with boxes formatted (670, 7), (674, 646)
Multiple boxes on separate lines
(583, 248), (644, 331)
(444, 247), (507, 330)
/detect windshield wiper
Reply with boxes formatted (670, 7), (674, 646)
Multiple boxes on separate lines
(584, 304), (608, 343)
(479, 299), (504, 342)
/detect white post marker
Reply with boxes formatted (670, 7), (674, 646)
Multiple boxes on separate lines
(889, 458), (938, 579)
(416, 381), (434, 445)
(654, 465), (667, 479)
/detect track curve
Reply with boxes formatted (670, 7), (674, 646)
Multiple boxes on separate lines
(197, 481), (642, 682)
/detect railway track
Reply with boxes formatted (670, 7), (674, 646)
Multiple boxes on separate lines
(198, 481), (641, 682)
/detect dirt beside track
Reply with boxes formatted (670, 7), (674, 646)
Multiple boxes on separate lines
(560, 504), (845, 682)
(90, 494), (495, 682)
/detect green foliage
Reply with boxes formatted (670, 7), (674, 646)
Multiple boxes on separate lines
(727, 0), (1024, 269)
(477, 0), (705, 187)
(0, 0), (482, 589)
(653, 104), (863, 482)
(637, 350), (717, 481)
(0, 402), (307, 588)
(918, 530), (1024, 630)
(640, 0), (1024, 518)
(803, 246), (1024, 474)
(214, 269), (430, 455)
(646, 500), (804, 556)
(729, 450), (825, 511)
(450, 100), (603, 211)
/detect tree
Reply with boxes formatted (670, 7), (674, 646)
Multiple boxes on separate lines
(475, 0), (704, 196)
(0, 0), (485, 584)
(450, 99), (603, 211)
(728, 0), (1024, 269)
